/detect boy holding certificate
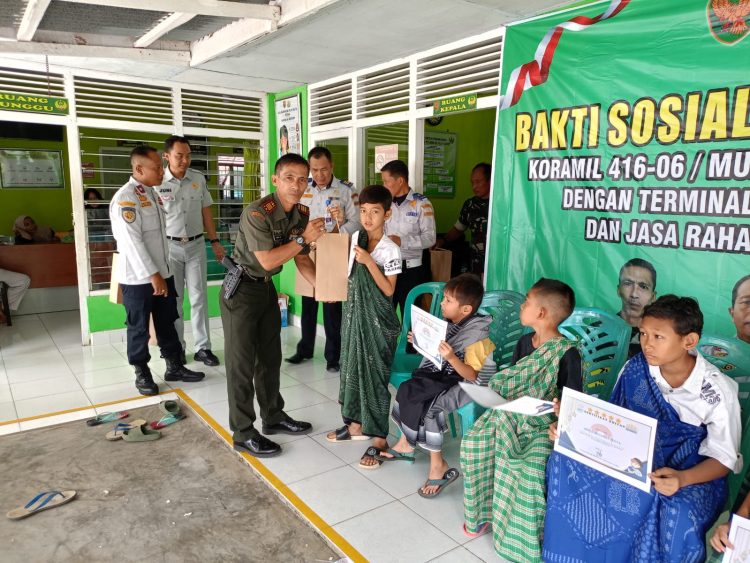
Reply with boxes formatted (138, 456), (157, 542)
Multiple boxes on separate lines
(544, 295), (742, 563)
(380, 274), (496, 494)
(324, 185), (403, 468)
(460, 278), (581, 562)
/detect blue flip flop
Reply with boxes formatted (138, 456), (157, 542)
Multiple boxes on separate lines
(7, 490), (76, 520)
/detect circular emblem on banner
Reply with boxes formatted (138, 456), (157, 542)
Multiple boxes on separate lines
(54, 99), (68, 111)
(707, 0), (750, 44)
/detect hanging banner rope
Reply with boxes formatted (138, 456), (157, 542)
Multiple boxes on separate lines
(499, 0), (631, 110)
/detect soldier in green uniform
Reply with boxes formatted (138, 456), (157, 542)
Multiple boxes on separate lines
(221, 153), (325, 457)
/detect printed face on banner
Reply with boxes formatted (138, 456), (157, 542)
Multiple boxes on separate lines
(486, 0), (750, 338)
(730, 276), (750, 344)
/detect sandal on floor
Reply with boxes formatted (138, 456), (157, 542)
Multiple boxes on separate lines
(86, 411), (129, 427)
(159, 400), (181, 416)
(418, 468), (460, 498)
(122, 424), (161, 442)
(462, 521), (491, 539)
(326, 425), (370, 443)
(376, 448), (416, 463)
(7, 490), (76, 520)
(150, 413), (186, 430)
(105, 419), (147, 441)
(358, 446), (384, 470)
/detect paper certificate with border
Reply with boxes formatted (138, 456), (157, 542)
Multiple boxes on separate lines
(410, 305), (448, 369)
(554, 388), (658, 493)
(723, 514), (750, 562)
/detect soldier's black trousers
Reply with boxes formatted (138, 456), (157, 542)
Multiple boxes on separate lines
(296, 296), (341, 363)
(220, 278), (286, 442)
(121, 276), (182, 365)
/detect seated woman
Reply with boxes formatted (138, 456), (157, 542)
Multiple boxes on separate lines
(84, 188), (112, 241)
(13, 215), (70, 244)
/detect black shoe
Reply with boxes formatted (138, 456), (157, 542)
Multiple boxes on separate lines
(164, 355), (205, 382)
(285, 353), (312, 365)
(194, 349), (220, 366)
(233, 436), (281, 457)
(134, 364), (159, 396)
(262, 418), (313, 435)
(326, 362), (340, 373)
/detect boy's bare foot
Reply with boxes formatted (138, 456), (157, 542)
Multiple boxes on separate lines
(420, 458), (450, 496)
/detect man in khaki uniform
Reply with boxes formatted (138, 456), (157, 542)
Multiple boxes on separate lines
(221, 153), (325, 457)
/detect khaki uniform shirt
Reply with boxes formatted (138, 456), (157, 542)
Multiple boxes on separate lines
(154, 167), (212, 238)
(109, 176), (171, 285)
(233, 193), (310, 277)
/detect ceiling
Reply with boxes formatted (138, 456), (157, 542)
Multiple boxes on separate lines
(0, 0), (583, 93)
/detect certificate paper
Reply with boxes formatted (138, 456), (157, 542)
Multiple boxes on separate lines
(411, 305), (448, 369)
(347, 231), (359, 276)
(458, 383), (555, 416)
(723, 515), (750, 562)
(554, 388), (658, 493)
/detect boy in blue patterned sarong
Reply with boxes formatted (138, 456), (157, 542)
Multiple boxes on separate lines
(544, 295), (742, 563)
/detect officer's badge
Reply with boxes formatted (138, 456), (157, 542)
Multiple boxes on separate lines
(296, 203), (309, 216)
(250, 210), (264, 219)
(135, 185), (146, 195)
(118, 200), (137, 207)
(261, 198), (277, 214)
(192, 182), (199, 189)
(121, 207), (136, 223)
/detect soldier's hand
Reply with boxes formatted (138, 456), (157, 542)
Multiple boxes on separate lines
(303, 218), (326, 243)
(211, 240), (226, 261)
(389, 234), (401, 247)
(150, 273), (168, 297)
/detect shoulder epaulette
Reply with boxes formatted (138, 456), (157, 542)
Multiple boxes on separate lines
(259, 194), (277, 215)
(339, 179), (353, 188)
(296, 203), (310, 216)
(412, 192), (426, 201)
(307, 177), (314, 185)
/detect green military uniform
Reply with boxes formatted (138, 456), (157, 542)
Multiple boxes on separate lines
(220, 192), (310, 442)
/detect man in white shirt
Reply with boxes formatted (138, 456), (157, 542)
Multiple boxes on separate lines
(155, 136), (224, 367)
(380, 159), (436, 316)
(109, 146), (205, 396)
(285, 147), (359, 372)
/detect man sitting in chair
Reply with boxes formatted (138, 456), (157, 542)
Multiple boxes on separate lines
(616, 258), (657, 357)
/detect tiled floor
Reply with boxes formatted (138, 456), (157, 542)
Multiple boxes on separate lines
(0, 311), (502, 562)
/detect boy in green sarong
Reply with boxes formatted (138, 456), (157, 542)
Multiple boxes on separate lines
(460, 278), (582, 562)
(325, 185), (403, 468)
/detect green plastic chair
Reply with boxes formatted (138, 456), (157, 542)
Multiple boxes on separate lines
(451, 290), (526, 437)
(558, 308), (631, 400)
(388, 282), (446, 390)
(699, 335), (750, 514)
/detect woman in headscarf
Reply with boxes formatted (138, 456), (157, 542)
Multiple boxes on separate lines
(13, 215), (58, 244)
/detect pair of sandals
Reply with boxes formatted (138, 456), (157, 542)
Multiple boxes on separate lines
(90, 401), (185, 442)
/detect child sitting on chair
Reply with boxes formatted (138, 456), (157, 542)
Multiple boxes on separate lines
(544, 295), (742, 563)
(460, 278), (581, 562)
(325, 185), (402, 468)
(379, 273), (495, 494)
(711, 486), (750, 555)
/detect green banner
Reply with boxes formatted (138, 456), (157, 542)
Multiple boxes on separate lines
(433, 93), (477, 115)
(486, 0), (750, 339)
(0, 91), (69, 115)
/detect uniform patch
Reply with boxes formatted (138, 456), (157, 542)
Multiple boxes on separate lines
(424, 211), (434, 217)
(406, 211), (418, 217)
(250, 210), (264, 219)
(136, 194), (148, 204)
(192, 182), (199, 189)
(700, 380), (721, 405)
(410, 200), (418, 207)
(135, 185), (146, 195)
(384, 259), (401, 276)
(140, 201), (152, 208)
(341, 180), (353, 188)
(118, 200), (137, 207)
(156, 195), (164, 206)
(121, 207), (136, 223)
(261, 198), (277, 214)
(301, 193), (313, 199)
(296, 203), (309, 216)
(413, 192), (426, 200)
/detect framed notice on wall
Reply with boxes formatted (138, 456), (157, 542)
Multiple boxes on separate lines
(0, 149), (64, 189)
(423, 131), (457, 198)
(275, 94), (302, 157)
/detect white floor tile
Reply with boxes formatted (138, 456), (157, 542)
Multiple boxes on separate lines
(0, 383), (13, 403)
(0, 421), (20, 435)
(285, 400), (347, 437)
(278, 383), (329, 411)
(0, 400), (18, 423)
(4, 358), (74, 384)
(179, 380), (228, 405)
(14, 390), (91, 419)
(288, 465), (393, 525)
(201, 399), (230, 430)
(93, 393), (178, 414)
(10, 374), (84, 401)
(84, 381), (148, 406)
(260, 436), (345, 484)
(281, 360), (339, 384)
(428, 546), (484, 562)
(3, 349), (67, 370)
(19, 407), (97, 431)
(60, 344), (130, 373)
(333, 501), (458, 563)
(464, 534), (505, 562)
(306, 375), (341, 401)
(401, 475), (468, 545)
(75, 365), (139, 388)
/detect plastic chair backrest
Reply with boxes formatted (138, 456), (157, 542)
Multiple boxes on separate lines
(559, 308), (631, 400)
(394, 282), (446, 357)
(477, 290), (525, 367)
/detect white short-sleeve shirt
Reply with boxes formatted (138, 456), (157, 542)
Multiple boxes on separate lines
(648, 351), (742, 473)
(369, 235), (402, 277)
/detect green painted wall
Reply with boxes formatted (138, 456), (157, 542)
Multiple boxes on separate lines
(0, 131), (72, 237)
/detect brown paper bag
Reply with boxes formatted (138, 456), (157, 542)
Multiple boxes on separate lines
(430, 248), (452, 282)
(315, 233), (350, 302)
(295, 249), (315, 298)
(109, 252), (123, 304)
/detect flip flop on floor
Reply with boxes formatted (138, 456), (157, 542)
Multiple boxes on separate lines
(326, 425), (370, 443)
(358, 446), (384, 470)
(376, 448), (416, 463)
(86, 411), (129, 427)
(418, 468), (460, 498)
(150, 413), (186, 430)
(462, 521), (491, 539)
(159, 400), (181, 417)
(122, 424), (161, 442)
(105, 419), (146, 441)
(7, 490), (76, 520)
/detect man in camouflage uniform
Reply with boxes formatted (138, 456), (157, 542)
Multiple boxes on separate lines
(220, 153), (325, 457)
(436, 162), (491, 276)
